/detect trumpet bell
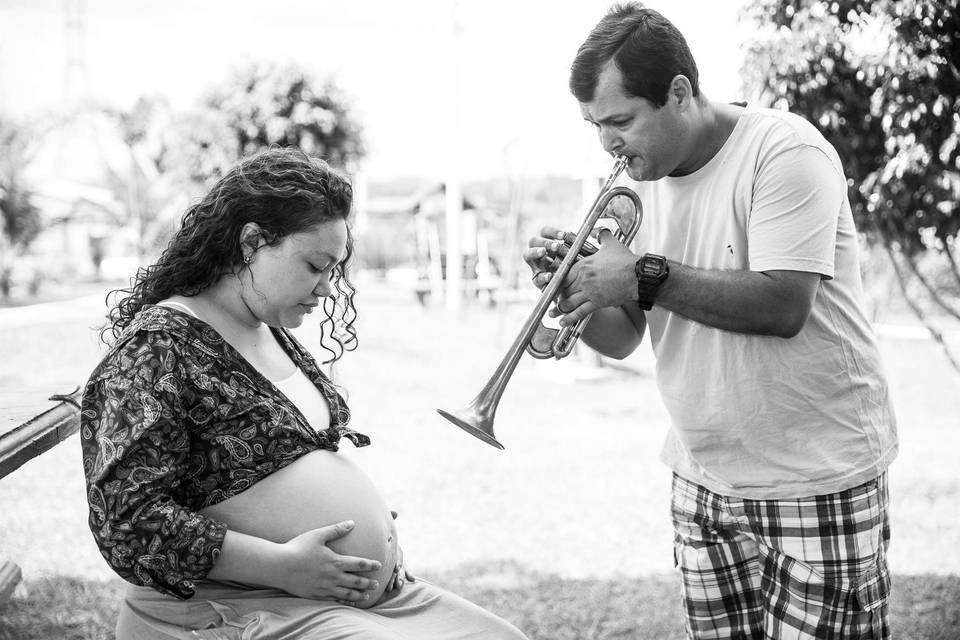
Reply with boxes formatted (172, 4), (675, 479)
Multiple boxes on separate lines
(435, 407), (505, 450)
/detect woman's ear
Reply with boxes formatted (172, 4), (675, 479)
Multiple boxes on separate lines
(238, 222), (263, 264)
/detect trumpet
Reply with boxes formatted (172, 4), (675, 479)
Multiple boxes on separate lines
(437, 156), (643, 449)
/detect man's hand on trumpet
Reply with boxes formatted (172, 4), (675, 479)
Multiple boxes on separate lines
(524, 225), (640, 325)
(525, 226), (570, 291)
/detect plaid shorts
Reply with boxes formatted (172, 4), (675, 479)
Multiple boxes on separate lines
(671, 473), (891, 639)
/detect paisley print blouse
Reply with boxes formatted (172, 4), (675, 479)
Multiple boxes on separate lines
(80, 305), (370, 599)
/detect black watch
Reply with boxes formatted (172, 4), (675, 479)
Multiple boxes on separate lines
(634, 253), (669, 310)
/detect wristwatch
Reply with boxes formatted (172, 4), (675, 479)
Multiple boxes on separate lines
(634, 253), (669, 310)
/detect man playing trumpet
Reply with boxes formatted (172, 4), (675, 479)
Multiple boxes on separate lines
(524, 4), (898, 639)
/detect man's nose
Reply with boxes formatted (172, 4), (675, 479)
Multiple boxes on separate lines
(598, 126), (621, 155)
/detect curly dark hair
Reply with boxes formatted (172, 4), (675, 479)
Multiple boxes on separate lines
(102, 147), (359, 363)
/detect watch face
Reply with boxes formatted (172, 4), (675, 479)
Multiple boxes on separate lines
(641, 256), (665, 278)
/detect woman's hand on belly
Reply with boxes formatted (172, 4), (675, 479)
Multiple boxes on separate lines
(383, 544), (416, 594)
(199, 450), (401, 606)
(275, 520), (385, 604)
(381, 511), (416, 596)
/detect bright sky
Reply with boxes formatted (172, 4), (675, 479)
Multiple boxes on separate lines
(0, 0), (749, 181)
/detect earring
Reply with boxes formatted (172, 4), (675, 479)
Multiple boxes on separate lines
(243, 254), (251, 264)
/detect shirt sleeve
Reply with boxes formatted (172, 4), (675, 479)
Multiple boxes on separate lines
(80, 332), (227, 600)
(747, 144), (844, 279)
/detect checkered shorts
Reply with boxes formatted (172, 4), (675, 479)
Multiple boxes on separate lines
(671, 473), (891, 639)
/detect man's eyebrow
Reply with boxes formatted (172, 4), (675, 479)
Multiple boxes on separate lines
(592, 112), (631, 126)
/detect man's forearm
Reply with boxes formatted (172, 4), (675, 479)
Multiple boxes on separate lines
(554, 245), (818, 342)
(655, 262), (818, 338)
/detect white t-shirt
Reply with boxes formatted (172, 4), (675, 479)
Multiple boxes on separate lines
(631, 104), (898, 499)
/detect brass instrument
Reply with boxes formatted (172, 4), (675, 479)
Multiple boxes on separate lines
(437, 156), (643, 449)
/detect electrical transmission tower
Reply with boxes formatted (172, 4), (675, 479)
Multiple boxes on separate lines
(62, 0), (89, 111)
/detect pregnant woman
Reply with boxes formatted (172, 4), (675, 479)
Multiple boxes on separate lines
(80, 148), (528, 640)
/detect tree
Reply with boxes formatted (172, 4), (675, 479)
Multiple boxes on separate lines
(97, 95), (172, 260)
(155, 107), (238, 187)
(741, 0), (960, 369)
(97, 96), (224, 261)
(205, 62), (366, 169)
(0, 118), (43, 299)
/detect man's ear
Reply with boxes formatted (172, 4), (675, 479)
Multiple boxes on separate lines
(238, 222), (264, 262)
(669, 75), (693, 109)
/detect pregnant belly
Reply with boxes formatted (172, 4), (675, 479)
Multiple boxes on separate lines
(199, 450), (397, 607)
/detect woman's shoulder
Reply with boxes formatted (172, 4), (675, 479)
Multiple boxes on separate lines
(91, 306), (222, 381)
(110, 306), (188, 351)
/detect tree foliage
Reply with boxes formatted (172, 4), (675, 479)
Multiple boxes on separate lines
(89, 64), (366, 263)
(99, 96), (177, 259)
(204, 62), (366, 169)
(155, 107), (238, 186)
(0, 179), (41, 252)
(742, 0), (958, 250)
(0, 120), (42, 251)
(0, 118), (43, 298)
(741, 0), (960, 368)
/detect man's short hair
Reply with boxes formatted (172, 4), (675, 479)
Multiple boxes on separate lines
(570, 2), (700, 107)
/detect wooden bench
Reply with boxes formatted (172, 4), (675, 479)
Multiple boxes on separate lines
(0, 387), (82, 603)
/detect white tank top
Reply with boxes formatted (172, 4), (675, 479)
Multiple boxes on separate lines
(272, 367), (331, 430)
(157, 300), (331, 430)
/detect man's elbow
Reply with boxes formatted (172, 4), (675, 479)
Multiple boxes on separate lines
(586, 335), (641, 360)
(769, 306), (812, 339)
(759, 271), (820, 339)
(602, 345), (637, 360)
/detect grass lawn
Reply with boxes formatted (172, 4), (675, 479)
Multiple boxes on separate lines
(2, 569), (958, 639)
(1, 273), (958, 638)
